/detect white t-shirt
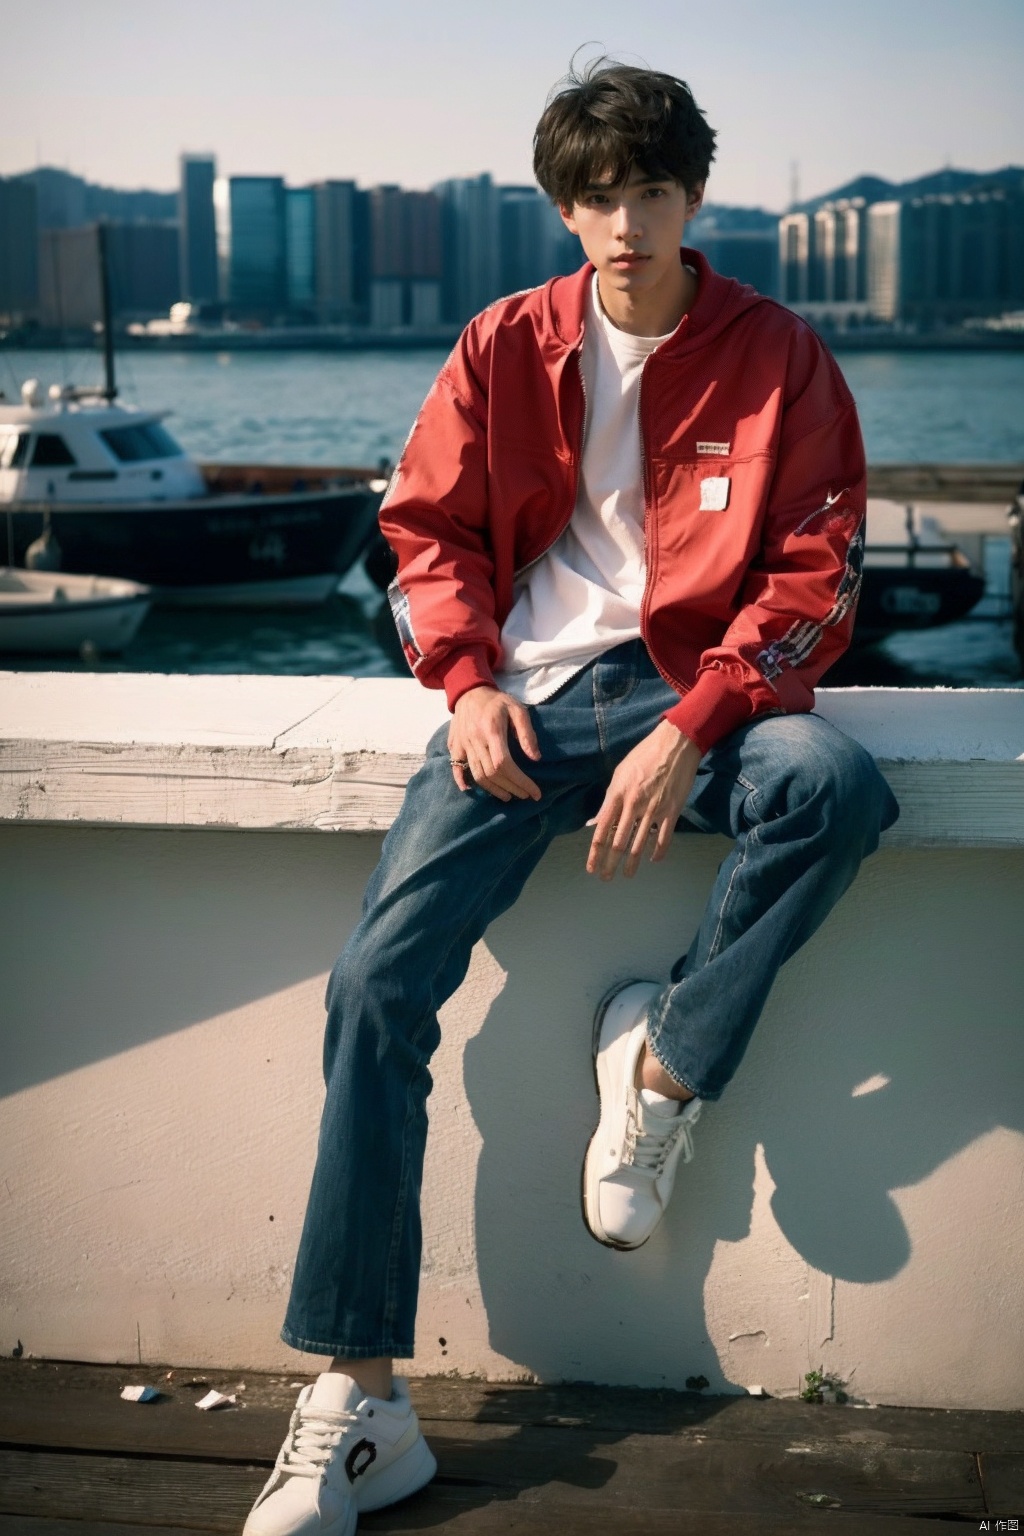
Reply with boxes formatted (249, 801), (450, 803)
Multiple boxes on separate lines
(494, 273), (673, 704)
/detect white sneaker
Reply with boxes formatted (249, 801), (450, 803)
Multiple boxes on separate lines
(243, 1372), (436, 1536)
(582, 981), (702, 1250)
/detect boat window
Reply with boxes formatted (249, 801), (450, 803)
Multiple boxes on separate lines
(30, 433), (77, 467)
(0, 431), (30, 468)
(100, 421), (184, 462)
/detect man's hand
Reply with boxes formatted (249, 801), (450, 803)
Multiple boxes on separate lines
(587, 720), (702, 880)
(448, 686), (542, 802)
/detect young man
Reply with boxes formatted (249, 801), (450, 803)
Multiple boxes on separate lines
(245, 61), (898, 1536)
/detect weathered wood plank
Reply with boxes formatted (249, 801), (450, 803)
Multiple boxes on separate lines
(1, 1360), (1022, 1458)
(0, 1507), (980, 1536)
(2, 741), (1021, 845)
(0, 1448), (265, 1528)
(866, 463), (1023, 503)
(2, 677), (1023, 845)
(0, 1438), (985, 1531)
(1, 1521), (209, 1536)
(979, 1451), (1024, 1516)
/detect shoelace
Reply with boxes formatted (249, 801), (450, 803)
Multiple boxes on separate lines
(278, 1404), (360, 1479)
(626, 1096), (700, 1175)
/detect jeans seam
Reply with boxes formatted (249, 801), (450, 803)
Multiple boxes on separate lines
(376, 810), (552, 1343)
(280, 1327), (415, 1359)
(706, 822), (760, 962)
(381, 1079), (416, 1341)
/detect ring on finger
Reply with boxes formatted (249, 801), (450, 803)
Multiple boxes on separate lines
(450, 756), (470, 768)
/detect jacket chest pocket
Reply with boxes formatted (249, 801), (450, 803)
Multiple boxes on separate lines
(651, 456), (772, 586)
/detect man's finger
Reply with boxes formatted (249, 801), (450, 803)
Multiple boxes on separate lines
(591, 798), (634, 880)
(651, 815), (675, 862)
(498, 757), (542, 800)
(624, 811), (656, 879)
(586, 794), (620, 874)
(509, 702), (542, 762)
(469, 748), (511, 802)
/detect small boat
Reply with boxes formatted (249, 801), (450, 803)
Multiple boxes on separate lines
(856, 499), (985, 643)
(0, 567), (151, 655)
(0, 380), (388, 608)
(0, 225), (386, 608)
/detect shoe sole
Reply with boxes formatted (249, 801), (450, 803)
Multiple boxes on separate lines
(354, 1430), (437, 1513)
(581, 979), (656, 1252)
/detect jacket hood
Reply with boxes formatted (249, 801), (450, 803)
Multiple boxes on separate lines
(545, 247), (769, 357)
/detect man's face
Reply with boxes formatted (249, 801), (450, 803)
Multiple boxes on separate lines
(560, 167), (703, 300)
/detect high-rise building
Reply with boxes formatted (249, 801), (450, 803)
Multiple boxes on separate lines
(226, 176), (287, 314)
(367, 186), (441, 327)
(867, 186), (1024, 325)
(778, 213), (810, 305)
(38, 226), (102, 329)
(499, 186), (580, 295)
(178, 155), (218, 304)
(779, 202), (870, 322)
(314, 180), (359, 323)
(286, 186), (316, 313)
(867, 201), (902, 322)
(107, 222), (181, 318)
(37, 220), (180, 326)
(436, 174), (501, 324)
(688, 229), (778, 294)
(0, 177), (39, 323)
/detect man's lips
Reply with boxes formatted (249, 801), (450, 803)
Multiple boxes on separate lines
(610, 253), (649, 267)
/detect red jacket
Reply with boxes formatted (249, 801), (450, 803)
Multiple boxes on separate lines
(380, 249), (866, 753)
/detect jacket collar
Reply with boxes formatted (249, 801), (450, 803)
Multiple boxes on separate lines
(546, 248), (759, 355)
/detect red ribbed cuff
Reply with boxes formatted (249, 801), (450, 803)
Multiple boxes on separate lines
(437, 646), (497, 711)
(662, 670), (755, 755)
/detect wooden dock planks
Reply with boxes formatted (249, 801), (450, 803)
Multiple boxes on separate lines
(0, 1361), (1020, 1532)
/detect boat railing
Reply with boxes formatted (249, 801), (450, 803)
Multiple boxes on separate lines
(200, 462), (389, 496)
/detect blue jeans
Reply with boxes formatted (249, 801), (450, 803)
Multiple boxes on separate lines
(282, 640), (898, 1359)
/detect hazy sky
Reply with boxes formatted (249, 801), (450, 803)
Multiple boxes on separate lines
(3, 0), (1022, 210)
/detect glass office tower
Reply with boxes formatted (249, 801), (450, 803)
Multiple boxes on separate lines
(227, 176), (287, 313)
(178, 155), (218, 304)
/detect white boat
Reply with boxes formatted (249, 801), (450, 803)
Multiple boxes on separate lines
(0, 379), (387, 607)
(0, 567), (151, 655)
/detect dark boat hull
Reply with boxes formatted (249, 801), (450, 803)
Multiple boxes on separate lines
(4, 481), (383, 604)
(854, 565), (986, 643)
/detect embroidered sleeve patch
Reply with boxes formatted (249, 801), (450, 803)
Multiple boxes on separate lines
(696, 441), (731, 456)
(699, 476), (731, 512)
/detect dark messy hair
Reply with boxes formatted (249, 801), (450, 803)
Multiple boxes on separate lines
(533, 58), (717, 209)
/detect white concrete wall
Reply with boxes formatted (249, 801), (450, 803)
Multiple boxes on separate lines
(1, 676), (1023, 1410)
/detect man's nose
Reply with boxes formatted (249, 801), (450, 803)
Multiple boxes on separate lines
(611, 200), (641, 238)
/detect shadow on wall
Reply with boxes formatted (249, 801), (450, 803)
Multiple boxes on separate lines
(2, 821), (1021, 1394)
(465, 832), (1023, 1392)
(0, 823), (383, 1099)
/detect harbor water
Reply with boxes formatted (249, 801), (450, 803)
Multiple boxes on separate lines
(2, 345), (1022, 686)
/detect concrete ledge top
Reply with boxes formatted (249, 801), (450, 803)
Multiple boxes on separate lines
(1, 672), (1022, 845)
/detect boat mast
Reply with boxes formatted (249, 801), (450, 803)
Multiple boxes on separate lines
(96, 222), (117, 402)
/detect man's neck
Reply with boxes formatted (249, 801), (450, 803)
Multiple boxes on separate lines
(596, 259), (697, 339)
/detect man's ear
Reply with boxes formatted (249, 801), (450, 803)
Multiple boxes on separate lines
(559, 203), (580, 236)
(685, 182), (706, 224)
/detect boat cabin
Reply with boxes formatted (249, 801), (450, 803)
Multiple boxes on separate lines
(0, 381), (206, 505)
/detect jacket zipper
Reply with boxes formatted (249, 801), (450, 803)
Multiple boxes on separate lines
(638, 356), (690, 697)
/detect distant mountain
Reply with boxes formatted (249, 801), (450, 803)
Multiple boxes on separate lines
(796, 165), (1024, 213)
(10, 167), (177, 228)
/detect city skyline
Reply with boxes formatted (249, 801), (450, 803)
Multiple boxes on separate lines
(3, 0), (1022, 213)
